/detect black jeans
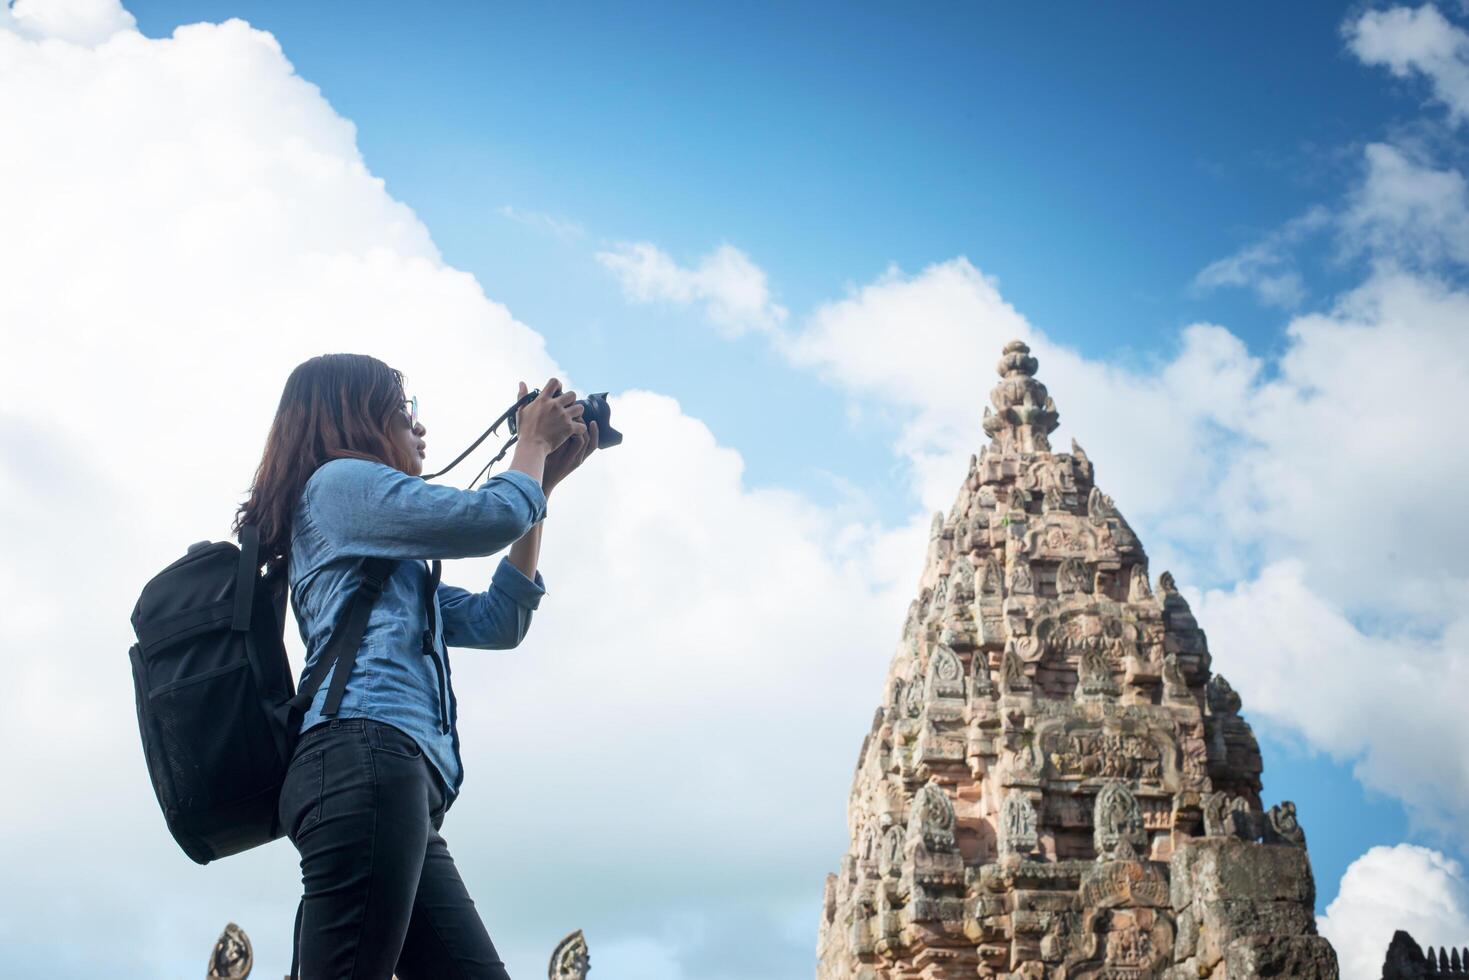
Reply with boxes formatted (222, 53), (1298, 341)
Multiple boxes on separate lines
(278, 718), (511, 980)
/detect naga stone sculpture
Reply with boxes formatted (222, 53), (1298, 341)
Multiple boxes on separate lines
(817, 340), (1339, 979)
(206, 922), (251, 979)
(548, 929), (590, 980)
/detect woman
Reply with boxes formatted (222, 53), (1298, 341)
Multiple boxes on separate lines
(233, 353), (595, 979)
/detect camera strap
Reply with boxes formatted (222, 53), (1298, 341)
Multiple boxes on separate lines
(421, 390), (537, 485)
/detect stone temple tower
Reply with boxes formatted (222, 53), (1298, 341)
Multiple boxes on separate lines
(817, 341), (1338, 979)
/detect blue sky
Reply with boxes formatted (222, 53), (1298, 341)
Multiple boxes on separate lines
(6, 2), (1469, 977)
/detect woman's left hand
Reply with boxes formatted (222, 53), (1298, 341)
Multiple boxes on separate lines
(542, 420), (598, 494)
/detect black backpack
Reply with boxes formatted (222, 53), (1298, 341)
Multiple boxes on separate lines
(128, 523), (394, 864)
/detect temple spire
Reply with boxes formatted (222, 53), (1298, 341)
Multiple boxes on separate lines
(817, 339), (1338, 980)
(981, 339), (1059, 454)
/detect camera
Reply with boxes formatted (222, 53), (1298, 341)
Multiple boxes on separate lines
(517, 389), (623, 449)
(424, 386), (621, 485)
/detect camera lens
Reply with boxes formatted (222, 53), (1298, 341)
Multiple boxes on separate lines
(577, 393), (623, 449)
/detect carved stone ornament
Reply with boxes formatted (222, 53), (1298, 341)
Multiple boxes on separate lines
(910, 781), (957, 852)
(979, 555), (1003, 595)
(205, 922), (251, 975)
(858, 823), (879, 868)
(1206, 673), (1242, 715)
(206, 922), (252, 980)
(1268, 800), (1307, 847)
(879, 825), (904, 878)
(1000, 641), (1031, 694)
(1071, 438), (1093, 482)
(1008, 554), (1034, 595)
(927, 578), (948, 621)
(1076, 646), (1117, 699)
(548, 929), (590, 980)
(1158, 570), (1177, 594)
(971, 652), (995, 698)
(1092, 781), (1146, 861)
(1087, 486), (1116, 527)
(1043, 486), (1064, 513)
(1161, 653), (1191, 702)
(1201, 791), (1229, 837)
(928, 643), (965, 701)
(999, 789), (1038, 857)
(903, 669), (925, 719)
(1127, 564), (1151, 602)
(1057, 557), (1090, 595)
(949, 559), (976, 601)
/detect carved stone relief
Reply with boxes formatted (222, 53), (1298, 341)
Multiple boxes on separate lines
(1127, 564), (1151, 603)
(1093, 781), (1146, 861)
(927, 643), (965, 701)
(1058, 557), (1091, 595)
(1000, 641), (1031, 694)
(910, 781), (957, 852)
(999, 790), (1038, 857)
(1008, 554), (1035, 595)
(1160, 654), (1191, 703)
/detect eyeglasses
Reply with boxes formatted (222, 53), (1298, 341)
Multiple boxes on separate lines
(398, 395), (419, 430)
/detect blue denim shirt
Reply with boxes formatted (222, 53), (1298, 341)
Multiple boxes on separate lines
(288, 459), (547, 805)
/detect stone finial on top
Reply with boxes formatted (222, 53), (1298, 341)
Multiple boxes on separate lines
(981, 340), (1060, 454)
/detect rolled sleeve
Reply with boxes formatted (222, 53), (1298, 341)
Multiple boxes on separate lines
(437, 557), (548, 650)
(490, 555), (547, 610)
(487, 469), (548, 523)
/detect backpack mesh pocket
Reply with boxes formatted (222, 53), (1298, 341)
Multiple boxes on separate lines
(149, 659), (276, 811)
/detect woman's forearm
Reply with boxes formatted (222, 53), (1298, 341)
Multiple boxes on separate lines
(506, 442), (549, 580)
(507, 510), (543, 581)
(508, 439), (550, 486)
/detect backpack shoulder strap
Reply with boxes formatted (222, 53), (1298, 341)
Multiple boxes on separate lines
(232, 524), (262, 632)
(287, 556), (395, 719)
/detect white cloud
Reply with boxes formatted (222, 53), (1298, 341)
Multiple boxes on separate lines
(1341, 142), (1469, 269)
(0, 7), (915, 978)
(597, 240), (788, 336)
(1193, 207), (1331, 308)
(1348, 4), (1469, 124)
(0, 0), (133, 45)
(1318, 845), (1469, 980)
(1195, 136), (1469, 306)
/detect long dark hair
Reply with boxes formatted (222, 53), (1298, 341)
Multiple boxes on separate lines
(234, 353), (414, 574)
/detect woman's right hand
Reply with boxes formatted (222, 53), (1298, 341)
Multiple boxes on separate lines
(514, 378), (586, 453)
